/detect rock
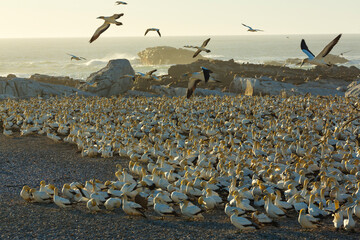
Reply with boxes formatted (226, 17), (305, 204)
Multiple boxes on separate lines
(264, 54), (349, 66)
(0, 78), (93, 99)
(150, 85), (235, 97)
(6, 74), (17, 80)
(232, 76), (346, 96)
(82, 59), (134, 97)
(30, 74), (82, 88)
(345, 79), (360, 97)
(138, 46), (207, 65)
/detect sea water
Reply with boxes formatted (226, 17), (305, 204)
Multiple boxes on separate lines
(0, 35), (359, 80)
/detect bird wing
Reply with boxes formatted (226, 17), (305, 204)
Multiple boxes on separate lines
(187, 79), (202, 98)
(193, 49), (202, 58)
(157, 29), (162, 37)
(90, 23), (110, 43)
(80, 57), (87, 60)
(254, 29), (263, 32)
(113, 13), (124, 19)
(201, 67), (213, 83)
(201, 38), (211, 47)
(242, 23), (252, 30)
(147, 69), (157, 76)
(144, 29), (150, 36)
(317, 34), (342, 58)
(301, 39), (315, 59)
(67, 53), (76, 58)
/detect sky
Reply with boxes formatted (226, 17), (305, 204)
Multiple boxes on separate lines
(1, 0), (360, 38)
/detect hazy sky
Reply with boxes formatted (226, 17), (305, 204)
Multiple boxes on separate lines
(1, 0), (360, 38)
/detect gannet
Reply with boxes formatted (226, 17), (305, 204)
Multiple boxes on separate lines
(29, 188), (52, 203)
(230, 209), (257, 231)
(104, 198), (122, 210)
(62, 184), (77, 200)
(242, 23), (263, 32)
(198, 196), (216, 210)
(137, 69), (160, 81)
(298, 209), (319, 228)
(180, 200), (204, 220)
(116, 1), (127, 5)
(184, 38), (211, 58)
(153, 197), (177, 218)
(144, 28), (161, 37)
(122, 195), (146, 217)
(53, 187), (72, 208)
(67, 54), (86, 61)
(300, 34), (342, 67)
(90, 14), (124, 43)
(87, 198), (101, 213)
(20, 186), (32, 202)
(343, 207), (355, 231)
(185, 67), (218, 99)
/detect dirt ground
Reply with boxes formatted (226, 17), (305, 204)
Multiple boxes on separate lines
(0, 134), (359, 239)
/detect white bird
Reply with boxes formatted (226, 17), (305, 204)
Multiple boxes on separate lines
(144, 28), (161, 37)
(90, 14), (124, 43)
(20, 186), (32, 202)
(300, 34), (342, 67)
(242, 23), (263, 32)
(298, 209), (319, 228)
(186, 67), (218, 99)
(153, 197), (177, 217)
(184, 38), (211, 58)
(104, 198), (122, 210)
(230, 209), (257, 231)
(116, 1), (127, 5)
(53, 187), (72, 209)
(343, 207), (355, 231)
(122, 195), (146, 217)
(29, 188), (52, 203)
(180, 200), (204, 219)
(67, 53), (86, 61)
(198, 196), (217, 210)
(87, 198), (101, 213)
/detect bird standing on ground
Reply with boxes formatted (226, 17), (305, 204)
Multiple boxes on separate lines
(184, 38), (211, 58)
(144, 28), (161, 37)
(300, 34), (342, 67)
(90, 14), (124, 43)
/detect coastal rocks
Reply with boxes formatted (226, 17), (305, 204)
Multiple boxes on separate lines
(232, 76), (346, 96)
(345, 80), (360, 97)
(82, 59), (134, 97)
(0, 78), (92, 99)
(265, 54), (349, 66)
(29, 74), (83, 88)
(138, 46), (207, 65)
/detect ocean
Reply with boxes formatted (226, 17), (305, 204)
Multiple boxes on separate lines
(0, 34), (359, 80)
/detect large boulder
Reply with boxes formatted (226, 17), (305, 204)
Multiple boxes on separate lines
(138, 46), (207, 65)
(345, 80), (360, 97)
(82, 59), (134, 97)
(0, 78), (93, 99)
(29, 74), (83, 88)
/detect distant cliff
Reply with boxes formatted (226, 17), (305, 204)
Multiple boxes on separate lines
(137, 46), (207, 65)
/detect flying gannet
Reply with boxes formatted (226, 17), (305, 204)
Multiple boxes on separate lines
(67, 54), (86, 61)
(300, 34), (342, 67)
(144, 28), (161, 37)
(137, 69), (161, 81)
(184, 38), (211, 58)
(115, 1), (127, 5)
(242, 23), (263, 32)
(90, 14), (124, 43)
(185, 67), (219, 99)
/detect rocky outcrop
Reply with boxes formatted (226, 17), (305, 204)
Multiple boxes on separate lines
(0, 78), (93, 99)
(29, 74), (83, 88)
(265, 54), (349, 66)
(232, 76), (346, 96)
(345, 80), (360, 97)
(82, 59), (134, 97)
(138, 46), (207, 65)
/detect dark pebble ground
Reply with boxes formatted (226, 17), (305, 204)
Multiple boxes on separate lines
(0, 134), (359, 239)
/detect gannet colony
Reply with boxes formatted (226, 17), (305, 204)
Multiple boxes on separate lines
(0, 94), (358, 231)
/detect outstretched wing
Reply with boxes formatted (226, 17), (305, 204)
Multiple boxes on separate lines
(317, 34), (342, 58)
(201, 38), (211, 47)
(242, 23), (252, 30)
(147, 69), (157, 75)
(144, 29), (150, 36)
(67, 53), (76, 58)
(301, 39), (315, 59)
(187, 79), (202, 98)
(157, 30), (161, 37)
(193, 50), (202, 58)
(201, 67), (213, 83)
(113, 13), (124, 19)
(90, 23), (110, 43)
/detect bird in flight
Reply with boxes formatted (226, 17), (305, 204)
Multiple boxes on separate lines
(300, 34), (342, 67)
(90, 14), (124, 43)
(137, 69), (161, 81)
(186, 67), (219, 98)
(242, 23), (263, 32)
(144, 28), (161, 37)
(67, 54), (86, 61)
(115, 1), (127, 5)
(184, 38), (211, 58)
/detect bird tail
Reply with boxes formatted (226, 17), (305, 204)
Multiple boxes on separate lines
(116, 22), (123, 26)
(206, 50), (211, 53)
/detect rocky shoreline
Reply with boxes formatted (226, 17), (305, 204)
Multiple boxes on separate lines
(1, 48), (360, 99)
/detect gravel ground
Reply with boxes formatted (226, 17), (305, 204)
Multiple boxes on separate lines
(0, 134), (359, 240)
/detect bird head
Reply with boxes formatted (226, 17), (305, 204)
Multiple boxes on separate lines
(97, 16), (105, 20)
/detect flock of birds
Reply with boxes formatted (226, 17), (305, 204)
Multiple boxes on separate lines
(0, 93), (357, 232)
